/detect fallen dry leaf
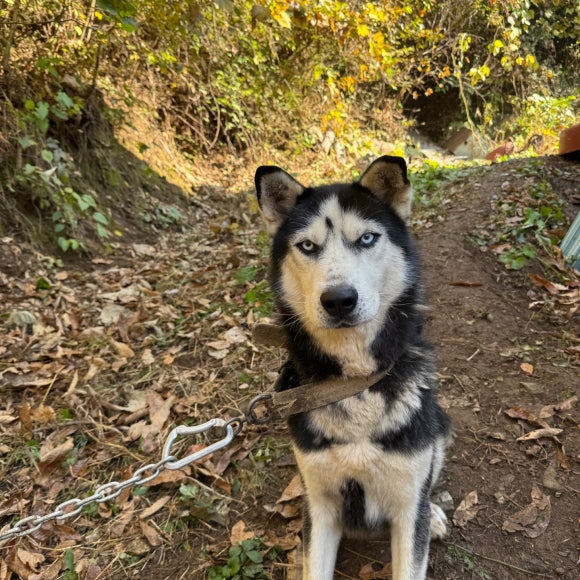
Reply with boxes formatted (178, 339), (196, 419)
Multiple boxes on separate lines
(529, 274), (568, 295)
(520, 362), (534, 375)
(147, 391), (175, 432)
(502, 484), (551, 538)
(223, 326), (247, 344)
(359, 561), (392, 579)
(264, 528), (301, 551)
(140, 496), (172, 519)
(147, 468), (189, 487)
(39, 437), (74, 467)
(31, 404), (56, 425)
(110, 502), (135, 537)
(125, 538), (151, 556)
(276, 475), (304, 504)
(99, 304), (131, 325)
(0, 412), (18, 425)
(554, 395), (578, 412)
(0, 559), (8, 580)
(264, 502), (301, 519)
(230, 520), (255, 545)
(111, 339), (135, 358)
(19, 401), (33, 435)
(5, 548), (45, 578)
(141, 348), (155, 365)
(140, 521), (163, 547)
(29, 557), (61, 580)
(452, 490), (479, 528)
(554, 439), (570, 470)
(516, 427), (563, 442)
(505, 406), (549, 429)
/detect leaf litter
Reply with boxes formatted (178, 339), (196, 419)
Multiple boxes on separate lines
(0, 186), (290, 577)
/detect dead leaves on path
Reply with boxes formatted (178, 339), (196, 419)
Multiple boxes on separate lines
(505, 394), (576, 470)
(502, 484), (551, 538)
(452, 490), (480, 529)
(0, 216), (276, 577)
(451, 394), (576, 539)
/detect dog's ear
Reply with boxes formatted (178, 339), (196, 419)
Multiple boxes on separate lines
(255, 166), (305, 236)
(358, 156), (412, 221)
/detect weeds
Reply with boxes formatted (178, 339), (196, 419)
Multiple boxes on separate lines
(7, 95), (115, 251)
(178, 483), (230, 527)
(410, 160), (482, 227)
(445, 545), (492, 580)
(485, 164), (567, 271)
(207, 539), (269, 580)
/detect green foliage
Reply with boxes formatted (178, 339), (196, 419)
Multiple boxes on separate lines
(410, 160), (482, 227)
(512, 94), (577, 142)
(484, 163), (567, 271)
(207, 539), (268, 580)
(0, 0), (578, 252)
(60, 549), (79, 580)
(235, 266), (259, 285)
(1, 0), (579, 157)
(178, 483), (229, 527)
(235, 264), (272, 317)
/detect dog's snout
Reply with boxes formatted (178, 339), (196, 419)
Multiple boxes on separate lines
(320, 286), (358, 318)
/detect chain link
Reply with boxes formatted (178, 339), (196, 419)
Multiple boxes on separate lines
(0, 417), (240, 543)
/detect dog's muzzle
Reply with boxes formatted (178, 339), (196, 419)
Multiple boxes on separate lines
(320, 285), (358, 324)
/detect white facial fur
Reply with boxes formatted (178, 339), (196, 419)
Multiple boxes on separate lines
(279, 197), (409, 376)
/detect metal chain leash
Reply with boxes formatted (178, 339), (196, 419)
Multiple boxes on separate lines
(0, 417), (246, 543)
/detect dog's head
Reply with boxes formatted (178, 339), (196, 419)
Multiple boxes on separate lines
(255, 156), (415, 337)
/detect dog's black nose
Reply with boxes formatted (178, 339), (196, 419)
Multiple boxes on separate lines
(320, 286), (358, 318)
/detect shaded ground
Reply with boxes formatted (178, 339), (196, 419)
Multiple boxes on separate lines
(0, 155), (578, 579)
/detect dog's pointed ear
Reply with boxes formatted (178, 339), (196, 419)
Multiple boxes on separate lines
(359, 156), (412, 221)
(255, 166), (305, 236)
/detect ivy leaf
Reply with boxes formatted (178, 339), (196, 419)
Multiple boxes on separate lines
(41, 149), (54, 163)
(36, 102), (50, 120)
(56, 91), (74, 109)
(93, 212), (109, 225)
(17, 136), (37, 149)
(235, 265), (258, 284)
(36, 277), (52, 290)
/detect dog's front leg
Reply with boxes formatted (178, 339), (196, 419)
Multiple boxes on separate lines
(302, 499), (342, 580)
(390, 496), (430, 580)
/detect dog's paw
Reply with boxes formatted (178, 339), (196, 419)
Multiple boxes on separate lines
(430, 502), (448, 539)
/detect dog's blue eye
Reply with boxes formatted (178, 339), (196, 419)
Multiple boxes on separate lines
(359, 233), (378, 247)
(297, 240), (317, 254)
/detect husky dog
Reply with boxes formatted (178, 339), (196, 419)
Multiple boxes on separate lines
(254, 156), (451, 580)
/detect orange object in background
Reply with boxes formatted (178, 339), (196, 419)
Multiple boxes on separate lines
(559, 123), (580, 156)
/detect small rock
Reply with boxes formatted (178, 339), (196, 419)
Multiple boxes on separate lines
(99, 304), (131, 325)
(542, 463), (563, 491)
(519, 381), (545, 394)
(133, 243), (156, 257)
(125, 537), (150, 556)
(433, 490), (454, 512)
(7, 310), (36, 328)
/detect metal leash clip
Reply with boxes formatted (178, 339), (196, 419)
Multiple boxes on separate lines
(162, 419), (236, 470)
(162, 394), (275, 471)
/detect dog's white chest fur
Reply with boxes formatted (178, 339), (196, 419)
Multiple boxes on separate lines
(295, 441), (433, 527)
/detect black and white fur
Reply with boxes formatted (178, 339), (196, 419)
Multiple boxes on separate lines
(255, 156), (451, 580)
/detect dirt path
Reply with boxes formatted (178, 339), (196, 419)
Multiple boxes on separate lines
(1, 156), (578, 580)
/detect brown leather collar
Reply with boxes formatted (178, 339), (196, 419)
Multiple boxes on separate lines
(251, 322), (391, 419)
